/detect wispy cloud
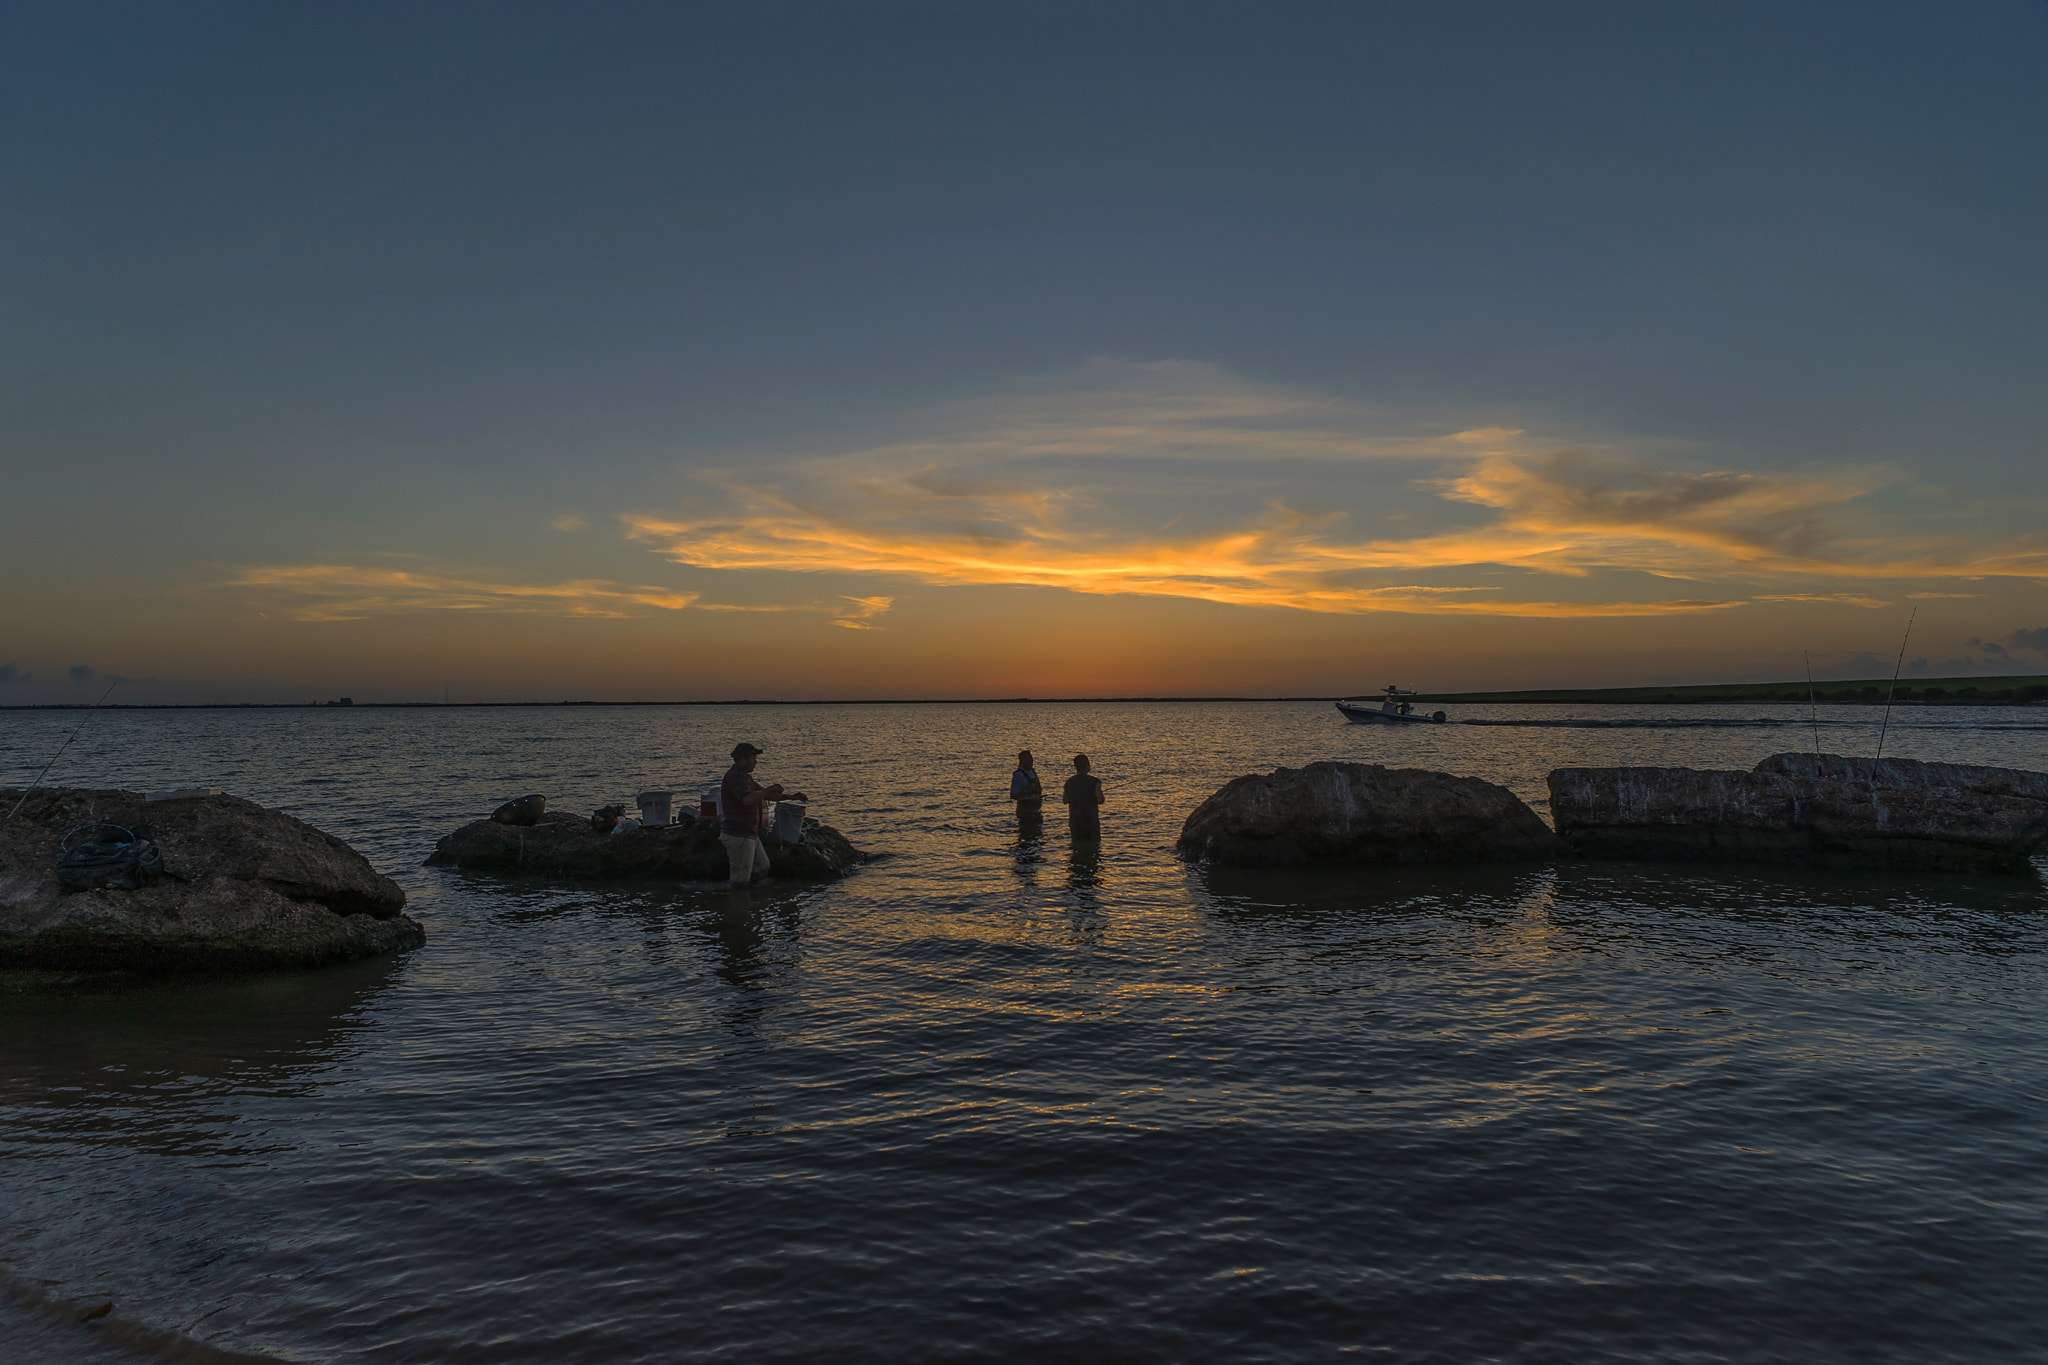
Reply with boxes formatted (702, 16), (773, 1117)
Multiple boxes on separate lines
(228, 562), (893, 625)
(1753, 593), (1892, 608)
(833, 595), (894, 630)
(624, 494), (1743, 617)
(616, 362), (2048, 616)
(230, 564), (709, 621)
(224, 364), (2048, 628)
(1419, 451), (2048, 581)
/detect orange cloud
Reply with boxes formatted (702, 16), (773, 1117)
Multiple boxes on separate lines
(613, 364), (2047, 619)
(833, 595), (894, 630)
(622, 490), (1745, 618)
(229, 564), (900, 626)
(1752, 593), (1892, 608)
(230, 564), (705, 621)
(235, 365), (2048, 628)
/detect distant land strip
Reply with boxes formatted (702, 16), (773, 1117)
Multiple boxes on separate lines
(1420, 675), (2048, 705)
(3, 676), (2047, 709)
(2, 696), (1343, 710)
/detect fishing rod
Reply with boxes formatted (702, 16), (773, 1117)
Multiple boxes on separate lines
(1873, 608), (1916, 764)
(1805, 651), (1820, 756)
(1, 679), (121, 829)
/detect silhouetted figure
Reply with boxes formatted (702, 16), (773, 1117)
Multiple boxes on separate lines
(719, 742), (808, 889)
(1010, 749), (1044, 831)
(1062, 753), (1104, 842)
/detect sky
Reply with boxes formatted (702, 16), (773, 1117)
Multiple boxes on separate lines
(3, 0), (2045, 702)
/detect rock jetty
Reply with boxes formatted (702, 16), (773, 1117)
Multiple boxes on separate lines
(1177, 762), (1558, 866)
(428, 810), (868, 881)
(1549, 752), (2048, 873)
(0, 788), (424, 976)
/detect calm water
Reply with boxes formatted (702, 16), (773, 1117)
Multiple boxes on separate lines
(3, 702), (2045, 1364)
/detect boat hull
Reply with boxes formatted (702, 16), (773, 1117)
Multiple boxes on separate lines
(1336, 701), (1446, 725)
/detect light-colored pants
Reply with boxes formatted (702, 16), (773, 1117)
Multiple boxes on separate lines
(720, 833), (771, 887)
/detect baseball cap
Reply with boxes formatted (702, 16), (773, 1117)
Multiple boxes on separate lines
(731, 742), (764, 758)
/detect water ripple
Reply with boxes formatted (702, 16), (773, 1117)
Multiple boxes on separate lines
(1, 702), (2044, 1362)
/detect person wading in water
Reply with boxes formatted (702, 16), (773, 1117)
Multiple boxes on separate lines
(1062, 753), (1105, 843)
(1010, 749), (1045, 831)
(720, 742), (808, 888)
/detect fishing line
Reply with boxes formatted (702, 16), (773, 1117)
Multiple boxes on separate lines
(2, 679), (120, 829)
(1874, 608), (1915, 764)
(1806, 651), (1820, 755)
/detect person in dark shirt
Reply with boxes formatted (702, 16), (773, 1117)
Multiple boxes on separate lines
(719, 742), (808, 888)
(1061, 753), (1104, 841)
(1009, 749), (1044, 829)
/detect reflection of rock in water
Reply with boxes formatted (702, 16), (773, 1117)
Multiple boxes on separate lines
(0, 955), (402, 1157)
(1544, 858), (2048, 925)
(1200, 861), (1552, 915)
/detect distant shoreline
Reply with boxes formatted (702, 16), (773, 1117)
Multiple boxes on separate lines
(1425, 674), (2048, 706)
(4, 675), (2045, 710)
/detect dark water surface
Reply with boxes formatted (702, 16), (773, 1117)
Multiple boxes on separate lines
(3, 702), (2045, 1363)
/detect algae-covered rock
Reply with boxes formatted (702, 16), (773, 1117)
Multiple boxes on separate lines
(0, 788), (423, 975)
(1177, 762), (1557, 866)
(427, 810), (868, 881)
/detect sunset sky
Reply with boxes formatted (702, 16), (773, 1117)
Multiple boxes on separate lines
(4, 2), (2045, 702)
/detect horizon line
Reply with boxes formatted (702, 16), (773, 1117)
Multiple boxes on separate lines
(3, 671), (2045, 711)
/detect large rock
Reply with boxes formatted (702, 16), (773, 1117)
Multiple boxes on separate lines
(0, 788), (423, 975)
(427, 810), (869, 881)
(1549, 752), (2048, 872)
(1177, 762), (1558, 866)
(1754, 752), (2048, 802)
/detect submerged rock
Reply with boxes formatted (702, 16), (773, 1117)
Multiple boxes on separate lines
(1548, 752), (2048, 873)
(0, 788), (423, 975)
(1177, 762), (1558, 866)
(427, 810), (869, 881)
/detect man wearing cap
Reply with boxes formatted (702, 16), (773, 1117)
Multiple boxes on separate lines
(720, 743), (807, 888)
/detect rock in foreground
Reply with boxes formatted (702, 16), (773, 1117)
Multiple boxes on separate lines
(0, 788), (423, 975)
(427, 811), (868, 881)
(1177, 762), (1558, 866)
(1549, 753), (2048, 873)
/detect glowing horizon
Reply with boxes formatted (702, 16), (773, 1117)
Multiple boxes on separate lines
(3, 8), (2044, 703)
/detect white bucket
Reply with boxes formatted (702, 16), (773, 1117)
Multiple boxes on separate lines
(770, 802), (806, 844)
(636, 790), (673, 826)
(700, 788), (721, 821)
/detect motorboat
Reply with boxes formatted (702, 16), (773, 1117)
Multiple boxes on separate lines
(1336, 686), (1448, 725)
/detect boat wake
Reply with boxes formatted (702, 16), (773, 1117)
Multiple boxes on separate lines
(1455, 716), (2048, 731)
(1458, 717), (1791, 729)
